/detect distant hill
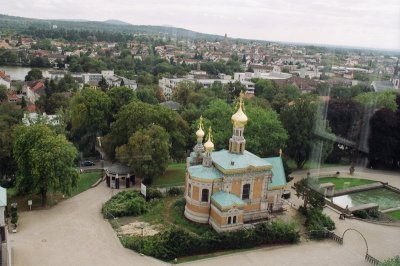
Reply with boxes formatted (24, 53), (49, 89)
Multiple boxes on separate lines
(104, 19), (131, 26)
(0, 14), (225, 41)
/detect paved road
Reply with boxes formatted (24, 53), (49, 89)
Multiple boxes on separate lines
(9, 184), (166, 266)
(9, 167), (400, 266)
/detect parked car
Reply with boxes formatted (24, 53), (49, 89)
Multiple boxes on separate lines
(81, 160), (95, 167)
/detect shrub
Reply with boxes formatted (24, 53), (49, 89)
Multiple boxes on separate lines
(102, 190), (148, 218)
(379, 255), (400, 266)
(353, 210), (368, 219)
(353, 209), (381, 220)
(121, 221), (300, 261)
(167, 187), (183, 196)
(302, 208), (335, 238)
(146, 188), (163, 200)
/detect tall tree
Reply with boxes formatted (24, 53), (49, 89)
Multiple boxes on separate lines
(106, 86), (136, 114)
(103, 101), (188, 160)
(280, 95), (332, 169)
(25, 68), (43, 81)
(116, 125), (169, 184)
(0, 85), (7, 101)
(13, 124), (78, 206)
(0, 103), (23, 179)
(368, 96), (400, 169)
(70, 88), (111, 154)
(293, 177), (325, 210)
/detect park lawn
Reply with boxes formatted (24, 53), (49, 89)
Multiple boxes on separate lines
(152, 163), (186, 187)
(7, 171), (102, 211)
(70, 171), (102, 197)
(386, 210), (400, 221)
(139, 197), (212, 235)
(318, 177), (377, 190)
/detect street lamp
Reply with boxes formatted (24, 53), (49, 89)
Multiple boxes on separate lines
(139, 223), (145, 256)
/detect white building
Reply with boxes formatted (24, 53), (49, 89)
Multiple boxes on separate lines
(159, 75), (255, 99)
(22, 113), (60, 126)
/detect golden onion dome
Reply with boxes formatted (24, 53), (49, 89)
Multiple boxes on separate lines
(204, 127), (214, 152)
(196, 115), (205, 139)
(231, 93), (248, 128)
(196, 128), (205, 139)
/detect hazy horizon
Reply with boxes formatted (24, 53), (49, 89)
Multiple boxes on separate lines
(1, 0), (399, 50)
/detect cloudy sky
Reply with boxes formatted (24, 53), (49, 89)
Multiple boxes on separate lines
(2, 0), (400, 50)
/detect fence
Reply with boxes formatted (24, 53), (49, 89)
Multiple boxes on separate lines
(365, 254), (380, 266)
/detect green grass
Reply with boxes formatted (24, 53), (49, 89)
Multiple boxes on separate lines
(6, 171), (102, 211)
(70, 171), (102, 197)
(386, 210), (400, 221)
(318, 177), (377, 190)
(139, 197), (212, 235)
(152, 163), (186, 187)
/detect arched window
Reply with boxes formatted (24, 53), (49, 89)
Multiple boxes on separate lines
(233, 216), (237, 224)
(228, 216), (231, 224)
(201, 189), (209, 202)
(188, 184), (191, 197)
(242, 184), (250, 200)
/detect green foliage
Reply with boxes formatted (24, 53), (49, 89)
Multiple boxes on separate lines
(25, 68), (43, 81)
(355, 91), (398, 112)
(70, 88), (111, 154)
(245, 105), (288, 157)
(146, 187), (164, 200)
(136, 86), (159, 104)
(13, 124), (79, 206)
(0, 85), (7, 102)
(300, 207), (335, 239)
(121, 221), (299, 261)
(353, 209), (381, 220)
(368, 96), (400, 169)
(102, 190), (148, 218)
(10, 204), (18, 226)
(167, 187), (183, 196)
(116, 124), (170, 184)
(0, 103), (22, 179)
(379, 256), (400, 266)
(106, 86), (136, 114)
(104, 101), (188, 160)
(280, 95), (332, 169)
(293, 177), (325, 210)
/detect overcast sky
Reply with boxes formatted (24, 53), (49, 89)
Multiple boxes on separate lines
(2, 0), (400, 50)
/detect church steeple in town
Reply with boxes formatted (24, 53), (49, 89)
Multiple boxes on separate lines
(203, 127), (214, 167)
(229, 92), (248, 154)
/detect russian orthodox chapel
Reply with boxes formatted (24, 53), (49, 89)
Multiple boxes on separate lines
(184, 94), (287, 232)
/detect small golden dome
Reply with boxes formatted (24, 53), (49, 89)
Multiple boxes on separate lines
(196, 128), (205, 138)
(196, 116), (205, 139)
(231, 92), (248, 128)
(204, 127), (214, 152)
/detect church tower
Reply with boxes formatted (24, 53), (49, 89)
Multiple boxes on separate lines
(193, 116), (205, 164)
(203, 127), (214, 167)
(229, 92), (248, 154)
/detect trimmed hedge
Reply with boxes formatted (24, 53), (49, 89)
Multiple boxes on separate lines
(121, 221), (300, 261)
(102, 190), (148, 219)
(300, 207), (335, 239)
(353, 209), (381, 220)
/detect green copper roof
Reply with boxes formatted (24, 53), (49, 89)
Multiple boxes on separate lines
(188, 165), (222, 180)
(211, 191), (245, 211)
(211, 150), (271, 171)
(264, 157), (287, 189)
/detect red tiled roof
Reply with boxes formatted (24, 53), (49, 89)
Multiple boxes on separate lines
(31, 82), (45, 93)
(26, 104), (36, 113)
